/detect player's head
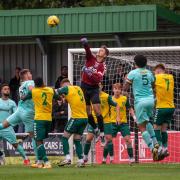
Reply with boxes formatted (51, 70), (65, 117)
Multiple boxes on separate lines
(60, 78), (71, 87)
(134, 55), (147, 68)
(96, 45), (109, 62)
(154, 64), (166, 74)
(15, 67), (21, 78)
(61, 66), (68, 76)
(0, 84), (10, 97)
(34, 77), (44, 88)
(112, 83), (122, 96)
(19, 69), (32, 81)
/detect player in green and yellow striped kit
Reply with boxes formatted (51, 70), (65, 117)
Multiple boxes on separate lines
(154, 64), (175, 159)
(56, 78), (88, 167)
(83, 83), (119, 164)
(22, 77), (56, 169)
(110, 83), (136, 164)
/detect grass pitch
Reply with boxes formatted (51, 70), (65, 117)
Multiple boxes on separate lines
(0, 164), (180, 180)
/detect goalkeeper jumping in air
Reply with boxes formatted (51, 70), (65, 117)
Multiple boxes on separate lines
(80, 37), (109, 144)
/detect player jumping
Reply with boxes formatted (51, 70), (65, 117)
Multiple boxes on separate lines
(124, 55), (161, 161)
(0, 84), (30, 165)
(80, 37), (109, 144)
(110, 83), (135, 164)
(83, 83), (119, 164)
(0, 69), (38, 161)
(57, 78), (88, 167)
(154, 64), (175, 159)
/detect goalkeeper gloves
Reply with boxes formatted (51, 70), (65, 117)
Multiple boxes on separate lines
(82, 66), (92, 76)
(80, 38), (88, 45)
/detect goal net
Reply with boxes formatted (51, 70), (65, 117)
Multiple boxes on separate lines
(68, 46), (180, 164)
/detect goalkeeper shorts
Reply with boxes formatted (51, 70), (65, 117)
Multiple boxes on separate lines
(81, 82), (100, 105)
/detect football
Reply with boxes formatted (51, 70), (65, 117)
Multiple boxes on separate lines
(47, 15), (60, 27)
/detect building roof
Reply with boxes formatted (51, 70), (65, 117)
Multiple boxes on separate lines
(0, 5), (179, 37)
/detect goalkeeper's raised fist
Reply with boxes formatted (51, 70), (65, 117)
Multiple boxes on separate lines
(80, 38), (88, 45)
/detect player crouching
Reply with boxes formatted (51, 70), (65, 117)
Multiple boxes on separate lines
(56, 79), (88, 167)
(110, 83), (135, 164)
(83, 83), (119, 164)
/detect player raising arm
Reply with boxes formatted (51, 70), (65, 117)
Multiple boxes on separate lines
(83, 83), (119, 164)
(123, 55), (161, 161)
(0, 84), (30, 165)
(109, 83), (135, 164)
(154, 64), (175, 159)
(80, 38), (109, 143)
(56, 78), (88, 167)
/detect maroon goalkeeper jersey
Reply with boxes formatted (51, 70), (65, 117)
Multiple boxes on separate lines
(82, 44), (106, 86)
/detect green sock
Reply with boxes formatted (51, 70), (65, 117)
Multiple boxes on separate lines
(162, 131), (168, 148)
(16, 144), (27, 160)
(127, 144), (133, 158)
(37, 144), (48, 162)
(103, 144), (108, 159)
(154, 129), (162, 146)
(32, 138), (38, 160)
(107, 141), (114, 157)
(74, 139), (83, 159)
(142, 131), (153, 151)
(146, 123), (158, 145)
(62, 136), (69, 155)
(84, 141), (91, 156)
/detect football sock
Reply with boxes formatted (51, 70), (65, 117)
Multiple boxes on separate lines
(127, 144), (133, 158)
(97, 114), (104, 132)
(162, 131), (168, 148)
(142, 131), (154, 151)
(31, 138), (38, 160)
(154, 129), (162, 146)
(62, 136), (69, 155)
(146, 122), (158, 145)
(74, 139), (83, 159)
(16, 144), (28, 160)
(88, 114), (97, 129)
(84, 141), (91, 156)
(37, 144), (48, 162)
(107, 141), (114, 157)
(103, 144), (108, 159)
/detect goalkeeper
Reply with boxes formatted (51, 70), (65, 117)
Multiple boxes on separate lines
(80, 37), (109, 144)
(154, 64), (175, 159)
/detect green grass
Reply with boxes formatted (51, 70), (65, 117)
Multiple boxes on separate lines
(0, 164), (180, 180)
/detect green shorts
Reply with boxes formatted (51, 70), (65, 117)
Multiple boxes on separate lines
(112, 123), (130, 138)
(7, 108), (34, 133)
(65, 118), (88, 135)
(0, 127), (17, 144)
(154, 108), (175, 125)
(135, 98), (154, 125)
(34, 120), (52, 141)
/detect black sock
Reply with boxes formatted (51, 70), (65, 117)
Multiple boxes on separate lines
(97, 114), (104, 133)
(88, 114), (97, 129)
